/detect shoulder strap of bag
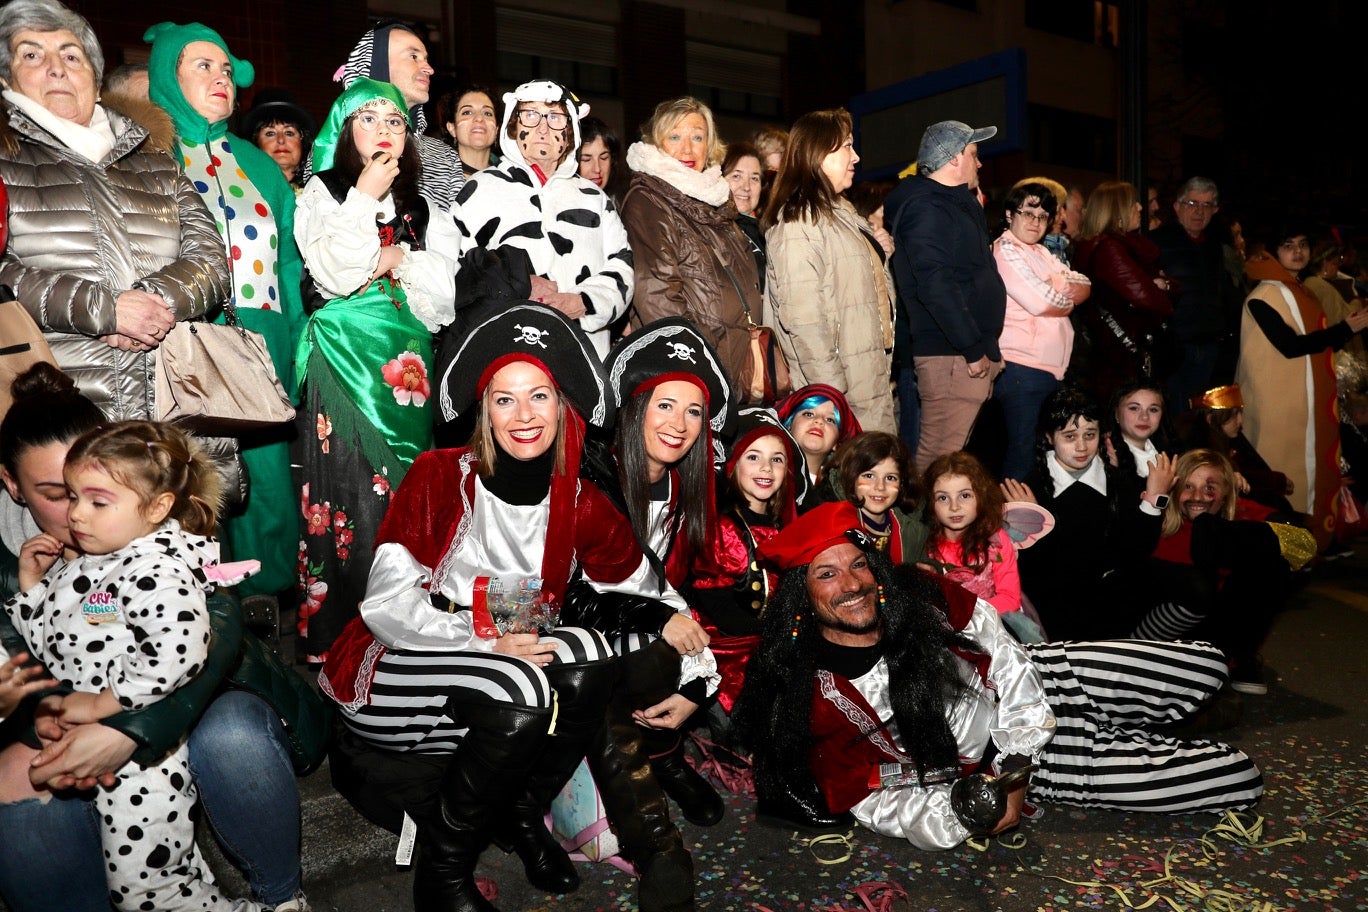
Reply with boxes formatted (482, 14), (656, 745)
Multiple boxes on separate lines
(711, 225), (759, 329)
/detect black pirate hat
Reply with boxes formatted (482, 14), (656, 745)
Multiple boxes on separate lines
(437, 303), (613, 429)
(605, 318), (736, 439)
(724, 405), (808, 515)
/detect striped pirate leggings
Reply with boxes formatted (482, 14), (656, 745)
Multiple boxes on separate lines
(341, 626), (615, 754)
(1024, 639), (1264, 813)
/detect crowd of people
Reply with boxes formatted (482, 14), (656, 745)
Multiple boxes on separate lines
(1, 2), (1365, 911)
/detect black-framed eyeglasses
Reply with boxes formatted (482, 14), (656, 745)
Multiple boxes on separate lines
(1178, 200), (1218, 210)
(1014, 210), (1050, 224)
(516, 108), (568, 130)
(355, 111), (407, 133)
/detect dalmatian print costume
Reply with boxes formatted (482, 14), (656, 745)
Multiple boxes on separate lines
(3, 522), (263, 911)
(454, 79), (634, 358)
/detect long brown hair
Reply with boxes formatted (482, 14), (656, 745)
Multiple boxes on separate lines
(922, 451), (1004, 571)
(761, 108), (852, 231)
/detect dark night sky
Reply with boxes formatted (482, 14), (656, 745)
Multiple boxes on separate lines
(1216, 0), (1366, 237)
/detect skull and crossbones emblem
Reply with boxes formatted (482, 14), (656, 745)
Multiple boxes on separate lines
(665, 342), (697, 363)
(513, 324), (549, 348)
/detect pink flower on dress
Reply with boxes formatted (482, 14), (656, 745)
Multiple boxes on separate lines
(372, 473), (391, 497)
(336, 527), (355, 547)
(304, 502), (331, 536)
(337, 546), (351, 562)
(333, 510), (349, 531)
(299, 576), (328, 627)
(381, 351), (430, 407)
(317, 413), (333, 453)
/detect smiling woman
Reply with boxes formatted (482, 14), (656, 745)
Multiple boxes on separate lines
(620, 97), (762, 392)
(764, 109), (897, 432)
(0, 1), (227, 446)
(317, 304), (697, 912)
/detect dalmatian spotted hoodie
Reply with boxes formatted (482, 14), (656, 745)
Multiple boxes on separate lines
(453, 80), (633, 358)
(3, 521), (225, 711)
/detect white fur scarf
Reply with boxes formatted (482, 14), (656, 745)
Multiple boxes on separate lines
(626, 141), (730, 207)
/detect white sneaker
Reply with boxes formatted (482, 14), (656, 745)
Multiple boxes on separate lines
(270, 892), (311, 912)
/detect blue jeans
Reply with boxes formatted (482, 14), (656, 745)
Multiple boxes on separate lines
(1166, 340), (1220, 416)
(996, 362), (1061, 481)
(189, 690), (303, 905)
(0, 789), (105, 912)
(0, 691), (302, 909)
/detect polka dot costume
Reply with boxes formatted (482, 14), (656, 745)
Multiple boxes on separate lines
(2, 523), (264, 911)
(183, 137), (281, 311)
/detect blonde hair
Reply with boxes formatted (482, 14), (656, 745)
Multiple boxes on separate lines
(1079, 181), (1139, 240)
(750, 124), (789, 163)
(1013, 175), (1066, 210)
(643, 97), (725, 169)
(64, 421), (220, 536)
(1162, 448), (1237, 537)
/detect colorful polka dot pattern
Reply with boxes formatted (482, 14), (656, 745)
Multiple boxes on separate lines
(185, 138), (281, 308)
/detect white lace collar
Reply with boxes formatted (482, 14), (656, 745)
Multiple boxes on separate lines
(1047, 453), (1108, 496)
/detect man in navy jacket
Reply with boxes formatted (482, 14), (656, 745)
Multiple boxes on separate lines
(885, 120), (1006, 473)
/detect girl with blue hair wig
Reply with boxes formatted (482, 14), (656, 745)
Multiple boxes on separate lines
(776, 383), (864, 498)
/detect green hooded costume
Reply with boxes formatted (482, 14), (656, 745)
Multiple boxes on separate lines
(146, 21), (305, 595)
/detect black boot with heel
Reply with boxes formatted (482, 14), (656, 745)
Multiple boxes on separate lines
(412, 700), (551, 912)
(491, 655), (619, 895)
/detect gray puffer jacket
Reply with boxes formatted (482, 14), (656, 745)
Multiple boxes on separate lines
(0, 95), (228, 420)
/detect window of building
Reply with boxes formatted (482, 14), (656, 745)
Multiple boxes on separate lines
(1025, 0), (1120, 48)
(495, 9), (618, 96)
(1027, 103), (1117, 173)
(686, 41), (781, 119)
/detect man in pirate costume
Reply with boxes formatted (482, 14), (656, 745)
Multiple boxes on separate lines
(736, 502), (1264, 849)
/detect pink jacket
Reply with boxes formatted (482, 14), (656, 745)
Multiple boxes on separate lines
(993, 232), (1091, 379)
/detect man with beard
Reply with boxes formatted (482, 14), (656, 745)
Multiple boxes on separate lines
(735, 502), (1263, 849)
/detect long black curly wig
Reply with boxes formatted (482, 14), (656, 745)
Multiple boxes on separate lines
(734, 543), (985, 791)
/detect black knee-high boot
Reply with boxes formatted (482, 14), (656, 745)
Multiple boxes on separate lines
(412, 700), (552, 912)
(492, 655), (619, 895)
(587, 642), (695, 912)
(628, 641), (724, 827)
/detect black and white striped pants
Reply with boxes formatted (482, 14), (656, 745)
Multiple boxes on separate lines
(341, 626), (614, 753)
(1025, 640), (1263, 813)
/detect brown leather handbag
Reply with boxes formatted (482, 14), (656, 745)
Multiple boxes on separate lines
(154, 299), (294, 433)
(0, 292), (57, 418)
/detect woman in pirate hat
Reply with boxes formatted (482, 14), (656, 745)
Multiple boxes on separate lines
(320, 305), (669, 911)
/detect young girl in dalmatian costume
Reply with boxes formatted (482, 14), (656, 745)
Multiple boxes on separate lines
(454, 79), (633, 358)
(4, 421), (265, 911)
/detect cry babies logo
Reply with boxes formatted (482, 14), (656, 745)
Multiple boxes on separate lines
(82, 590), (120, 625)
(514, 324), (549, 349)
